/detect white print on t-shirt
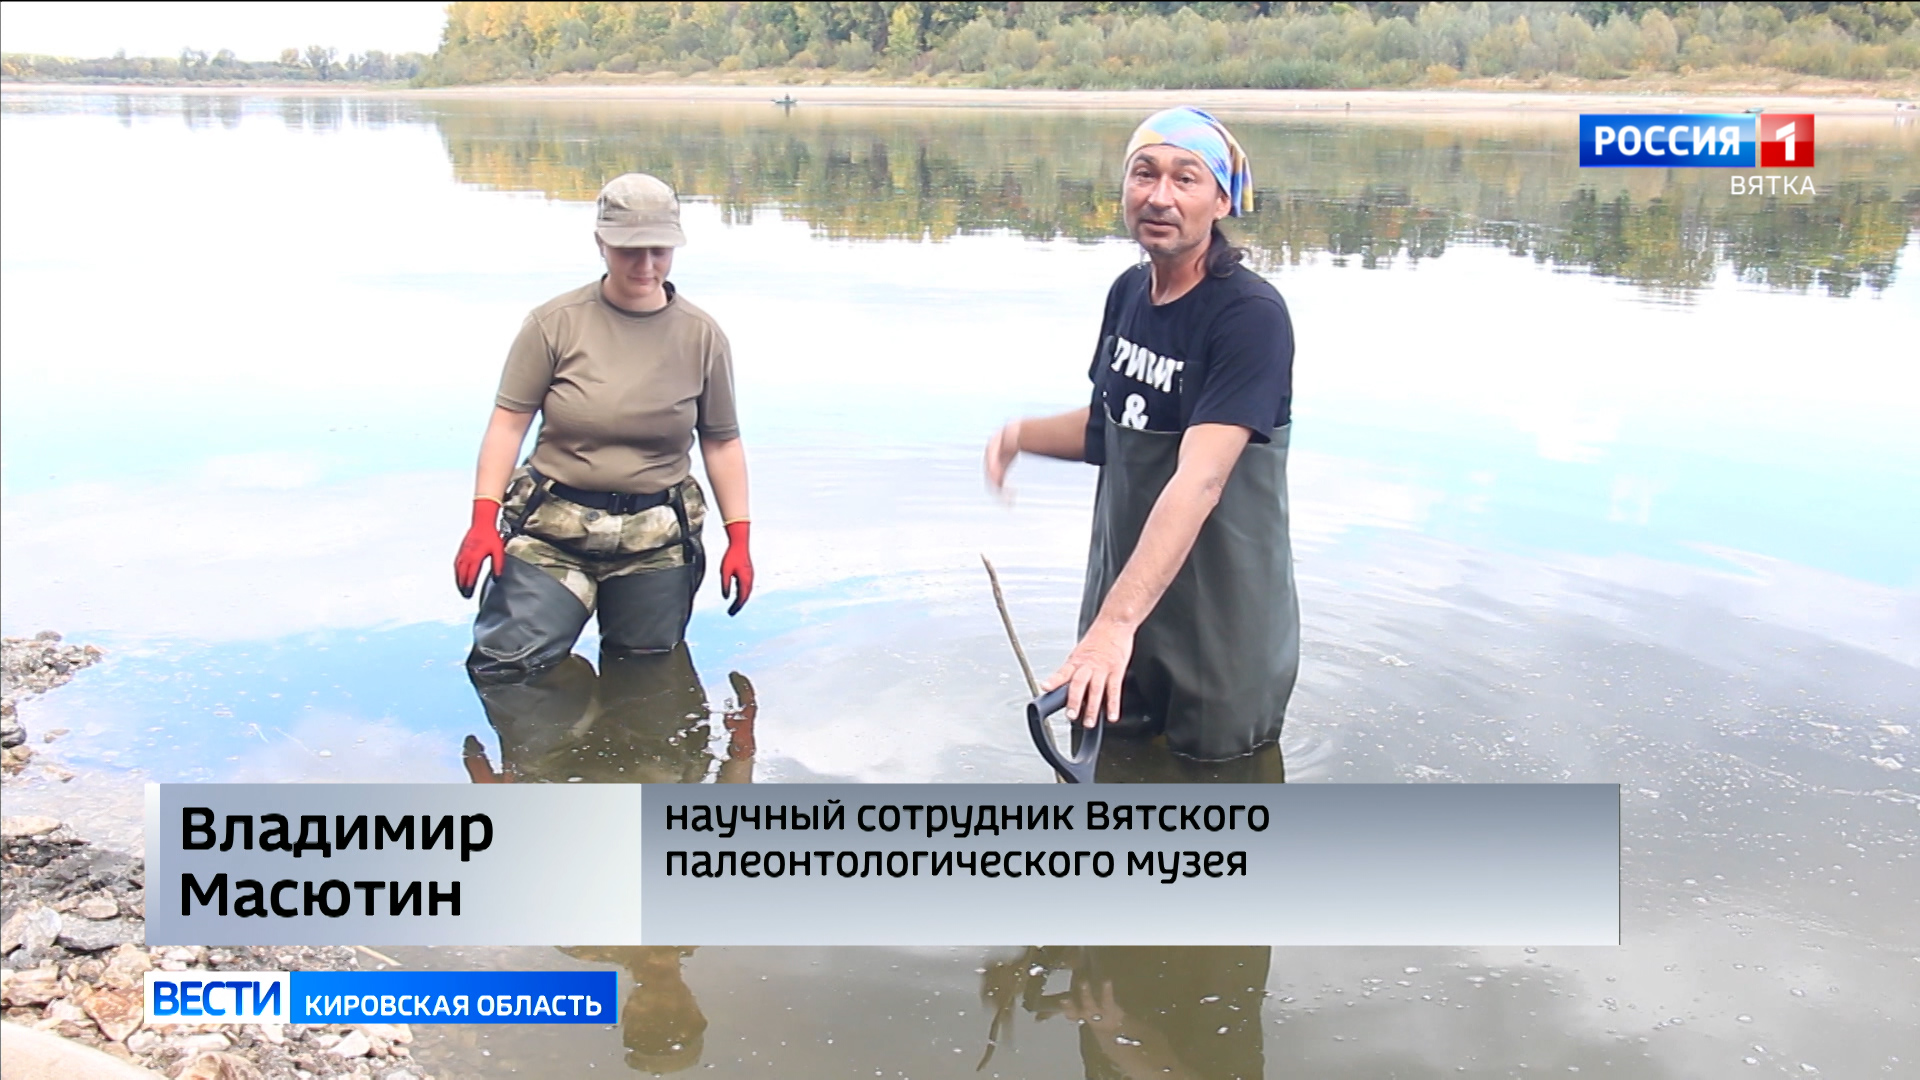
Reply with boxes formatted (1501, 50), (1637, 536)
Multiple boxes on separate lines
(1120, 394), (1148, 429)
(1110, 335), (1185, 393)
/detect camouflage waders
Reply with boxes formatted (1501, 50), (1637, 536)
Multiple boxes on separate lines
(468, 466), (706, 679)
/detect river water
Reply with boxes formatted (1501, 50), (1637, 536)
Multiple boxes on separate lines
(2, 91), (1915, 1077)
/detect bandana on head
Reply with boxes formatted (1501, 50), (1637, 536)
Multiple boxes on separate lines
(1124, 107), (1253, 217)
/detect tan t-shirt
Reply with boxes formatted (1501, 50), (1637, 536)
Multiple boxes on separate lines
(496, 280), (739, 494)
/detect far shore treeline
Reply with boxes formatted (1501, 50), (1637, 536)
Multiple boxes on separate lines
(4, 3), (1919, 89)
(415, 1), (1920, 88)
(1, 46), (427, 85)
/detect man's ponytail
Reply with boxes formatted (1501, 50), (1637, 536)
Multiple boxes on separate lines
(1205, 223), (1247, 277)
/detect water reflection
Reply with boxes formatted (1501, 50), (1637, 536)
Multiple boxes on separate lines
(179, 94), (244, 130)
(558, 946), (707, 1073)
(462, 644), (755, 786)
(462, 645), (751, 1074)
(1087, 732), (1286, 784)
(434, 103), (1916, 298)
(982, 946), (1270, 1080)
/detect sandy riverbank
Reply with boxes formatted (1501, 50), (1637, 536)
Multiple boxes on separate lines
(5, 79), (1916, 117)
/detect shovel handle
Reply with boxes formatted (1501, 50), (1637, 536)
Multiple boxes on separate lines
(1027, 686), (1101, 784)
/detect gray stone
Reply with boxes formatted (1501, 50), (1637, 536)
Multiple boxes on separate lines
(358, 1023), (412, 1046)
(99, 944), (150, 990)
(175, 1049), (259, 1080)
(1, 904), (60, 955)
(56, 917), (143, 953)
(4, 945), (58, 971)
(330, 1030), (372, 1058)
(0, 817), (62, 839)
(36, 848), (140, 901)
(0, 1021), (167, 1080)
(124, 1030), (160, 1054)
(0, 964), (61, 1006)
(43, 997), (89, 1023)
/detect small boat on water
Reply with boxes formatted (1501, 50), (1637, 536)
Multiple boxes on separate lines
(773, 95), (798, 107)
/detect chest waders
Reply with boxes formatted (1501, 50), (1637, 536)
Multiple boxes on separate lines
(1078, 418), (1299, 761)
(468, 467), (706, 681)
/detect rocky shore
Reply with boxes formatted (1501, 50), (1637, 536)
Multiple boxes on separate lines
(1, 635), (435, 1079)
(2, 818), (432, 1079)
(1, 631), (102, 777)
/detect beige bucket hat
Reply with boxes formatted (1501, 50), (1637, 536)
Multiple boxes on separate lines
(594, 173), (686, 248)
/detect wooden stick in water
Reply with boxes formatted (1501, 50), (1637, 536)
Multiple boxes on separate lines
(981, 555), (1040, 699)
(355, 945), (402, 968)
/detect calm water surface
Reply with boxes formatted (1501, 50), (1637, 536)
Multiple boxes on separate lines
(2, 92), (1916, 1077)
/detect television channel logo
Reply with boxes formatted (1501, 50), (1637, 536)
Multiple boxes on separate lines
(1756, 114), (1815, 167)
(1580, 114), (1814, 168)
(145, 971), (291, 1025)
(140, 970), (617, 1027)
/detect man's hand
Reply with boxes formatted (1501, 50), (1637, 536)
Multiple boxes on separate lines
(984, 419), (1021, 492)
(1042, 617), (1136, 727)
(985, 408), (1091, 495)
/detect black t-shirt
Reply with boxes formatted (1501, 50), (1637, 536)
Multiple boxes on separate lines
(1084, 263), (1294, 465)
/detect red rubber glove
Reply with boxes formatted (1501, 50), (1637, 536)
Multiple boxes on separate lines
(455, 497), (506, 599)
(723, 671), (757, 758)
(720, 520), (754, 616)
(461, 734), (512, 783)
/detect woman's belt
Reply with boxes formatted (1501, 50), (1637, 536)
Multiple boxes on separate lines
(537, 471), (672, 515)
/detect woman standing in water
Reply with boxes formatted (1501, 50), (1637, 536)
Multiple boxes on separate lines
(454, 173), (754, 678)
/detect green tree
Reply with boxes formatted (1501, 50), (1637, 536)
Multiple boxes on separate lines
(405, 2), (1920, 88)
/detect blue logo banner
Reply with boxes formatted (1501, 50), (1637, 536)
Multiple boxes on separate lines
(1580, 114), (1755, 167)
(290, 970), (618, 1024)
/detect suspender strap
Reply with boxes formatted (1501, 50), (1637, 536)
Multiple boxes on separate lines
(667, 484), (706, 602)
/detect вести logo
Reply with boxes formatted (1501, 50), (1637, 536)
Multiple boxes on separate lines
(145, 971), (291, 1025)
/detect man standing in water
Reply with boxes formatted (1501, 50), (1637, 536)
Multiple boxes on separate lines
(985, 108), (1297, 761)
